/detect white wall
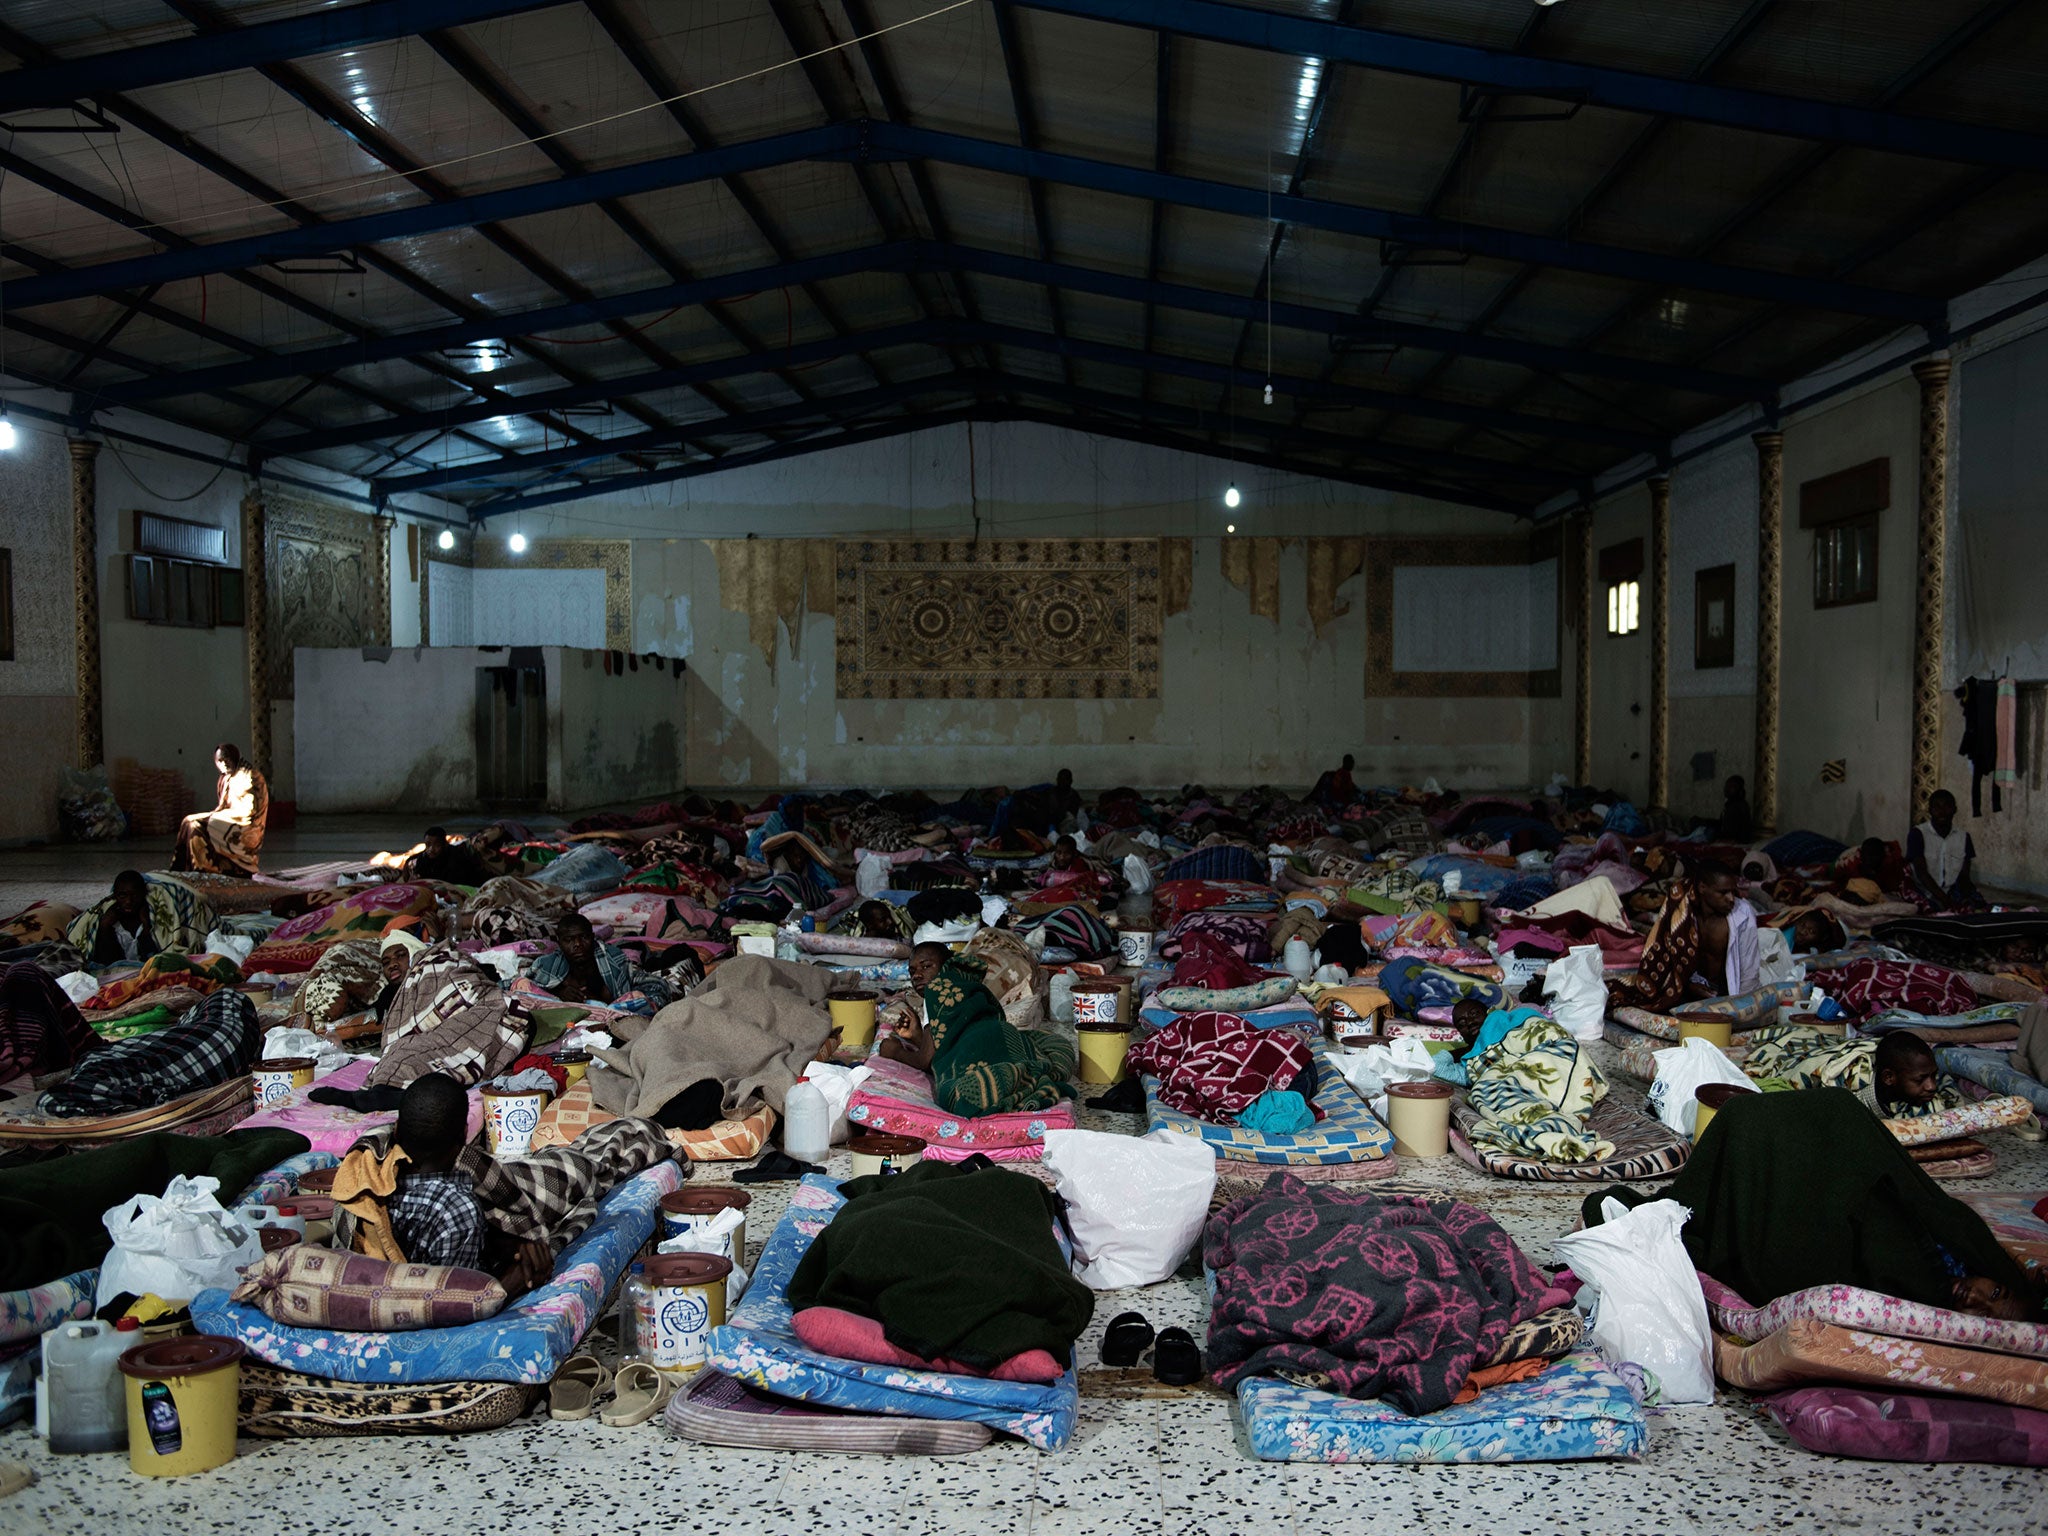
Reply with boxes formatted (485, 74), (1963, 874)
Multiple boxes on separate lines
(557, 649), (688, 807)
(0, 426), (76, 841)
(294, 646), (485, 812)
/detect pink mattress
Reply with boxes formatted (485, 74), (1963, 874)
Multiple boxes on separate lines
(238, 1056), (485, 1155)
(846, 1055), (1075, 1158)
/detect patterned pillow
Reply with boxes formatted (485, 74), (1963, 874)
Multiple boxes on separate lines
(240, 1361), (537, 1437)
(529, 1078), (619, 1150)
(1700, 1273), (2048, 1359)
(1154, 975), (1300, 1014)
(1763, 1385), (2048, 1465)
(230, 1246), (507, 1332)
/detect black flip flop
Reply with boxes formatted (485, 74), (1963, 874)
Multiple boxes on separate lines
(1152, 1327), (1204, 1386)
(1100, 1312), (1155, 1368)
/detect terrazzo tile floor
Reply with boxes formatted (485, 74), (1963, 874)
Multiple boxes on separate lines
(4, 823), (2047, 1530)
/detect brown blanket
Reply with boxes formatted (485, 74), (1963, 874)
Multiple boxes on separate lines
(588, 955), (833, 1118)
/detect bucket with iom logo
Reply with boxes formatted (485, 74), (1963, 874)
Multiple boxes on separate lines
(637, 1253), (733, 1374)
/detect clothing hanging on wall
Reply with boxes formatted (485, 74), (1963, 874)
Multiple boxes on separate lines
(1955, 675), (2000, 814)
(1995, 676), (2019, 802)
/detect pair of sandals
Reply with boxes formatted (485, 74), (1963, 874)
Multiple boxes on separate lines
(1101, 1312), (1203, 1385)
(548, 1354), (676, 1427)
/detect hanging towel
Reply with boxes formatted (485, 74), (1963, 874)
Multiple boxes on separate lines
(1995, 676), (2018, 801)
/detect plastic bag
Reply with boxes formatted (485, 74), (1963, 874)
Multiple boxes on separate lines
(856, 853), (890, 898)
(658, 1208), (750, 1303)
(58, 766), (128, 843)
(1544, 944), (1609, 1043)
(1330, 1037), (1438, 1120)
(1122, 854), (1155, 895)
(1755, 926), (1799, 987)
(98, 1175), (264, 1307)
(1646, 1036), (1755, 1135)
(1552, 1198), (1714, 1404)
(262, 1026), (351, 1079)
(55, 971), (99, 1006)
(1042, 1128), (1216, 1289)
(203, 929), (256, 966)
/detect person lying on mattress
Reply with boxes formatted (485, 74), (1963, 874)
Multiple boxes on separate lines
(1454, 1007), (1616, 1162)
(0, 960), (103, 1084)
(1607, 860), (1758, 1012)
(525, 914), (678, 1016)
(878, 945), (1075, 1117)
(1742, 1026), (1962, 1119)
(1585, 1086), (2038, 1320)
(403, 825), (493, 887)
(334, 1072), (673, 1298)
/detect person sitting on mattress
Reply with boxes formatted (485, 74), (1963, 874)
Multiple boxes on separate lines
(526, 914), (676, 1016)
(1309, 754), (1359, 809)
(1742, 1026), (1960, 1120)
(335, 1072), (673, 1297)
(1909, 789), (1985, 912)
(84, 871), (163, 967)
(1584, 1086), (2038, 1320)
(1607, 860), (1758, 1012)
(879, 946), (1076, 1117)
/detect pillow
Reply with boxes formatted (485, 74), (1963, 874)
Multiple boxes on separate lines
(1154, 975), (1300, 1014)
(1764, 1385), (2048, 1466)
(529, 1078), (618, 1150)
(230, 1246), (507, 1332)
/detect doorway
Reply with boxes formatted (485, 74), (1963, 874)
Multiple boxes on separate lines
(475, 664), (548, 806)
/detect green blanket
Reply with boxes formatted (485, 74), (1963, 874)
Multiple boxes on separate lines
(0, 1127), (310, 1292)
(1584, 1086), (2024, 1310)
(923, 956), (1075, 1118)
(787, 1159), (1093, 1369)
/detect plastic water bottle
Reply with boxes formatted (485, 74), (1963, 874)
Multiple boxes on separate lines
(776, 925), (801, 962)
(784, 1076), (830, 1164)
(45, 1318), (134, 1453)
(618, 1261), (648, 1364)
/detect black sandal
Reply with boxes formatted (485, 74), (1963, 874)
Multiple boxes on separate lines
(1100, 1312), (1155, 1368)
(1152, 1327), (1204, 1386)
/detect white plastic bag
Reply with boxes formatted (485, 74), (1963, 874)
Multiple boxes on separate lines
(1755, 926), (1799, 987)
(202, 929), (256, 966)
(98, 1176), (264, 1307)
(1122, 854), (1155, 895)
(1646, 1037), (1755, 1135)
(856, 853), (890, 897)
(794, 1060), (873, 1144)
(1330, 1037), (1437, 1121)
(1552, 1198), (1714, 1404)
(658, 1208), (750, 1303)
(55, 971), (99, 1006)
(1042, 1128), (1216, 1289)
(1544, 944), (1609, 1043)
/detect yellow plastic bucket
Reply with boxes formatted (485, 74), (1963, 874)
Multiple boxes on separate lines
(119, 1336), (244, 1477)
(1677, 1016), (1734, 1050)
(827, 990), (879, 1050)
(1076, 1024), (1132, 1085)
(1385, 1081), (1454, 1158)
(1693, 1082), (1755, 1142)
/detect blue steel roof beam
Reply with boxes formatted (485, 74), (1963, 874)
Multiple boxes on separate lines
(1138, 29), (1170, 408)
(0, 0), (576, 112)
(1445, 0), (2026, 464)
(258, 313), (1656, 463)
(90, 240), (1770, 407)
(55, 283), (162, 387)
(7, 118), (1939, 326)
(580, 0), (887, 396)
(0, 18), (596, 459)
(1010, 0), (2048, 173)
(990, 0), (1075, 390)
(1359, 0), (1777, 460)
(152, 0), (719, 442)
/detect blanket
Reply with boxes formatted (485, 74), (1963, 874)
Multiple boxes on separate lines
(1742, 1025), (1964, 1118)
(0, 961), (99, 1081)
(526, 941), (675, 1017)
(1584, 1086), (2026, 1310)
(1125, 1010), (1317, 1124)
(1461, 1014), (1616, 1162)
(0, 1126), (309, 1291)
(922, 956), (1075, 1118)
(1204, 1175), (1548, 1415)
(1823, 958), (1979, 1022)
(64, 876), (216, 961)
(588, 954), (832, 1118)
(367, 944), (528, 1089)
(786, 1159), (1092, 1372)
(40, 989), (260, 1118)
(1378, 957), (1504, 1016)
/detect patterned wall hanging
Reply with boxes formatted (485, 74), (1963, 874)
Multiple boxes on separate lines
(265, 489), (383, 699)
(835, 539), (1162, 700)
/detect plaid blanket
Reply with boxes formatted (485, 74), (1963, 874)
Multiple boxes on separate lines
(1126, 1011), (1319, 1125)
(40, 989), (259, 1118)
(0, 961), (100, 1080)
(1159, 844), (1269, 886)
(526, 941), (676, 1017)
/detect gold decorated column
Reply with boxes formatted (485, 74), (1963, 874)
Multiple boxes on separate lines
(242, 482), (272, 779)
(1574, 506), (1594, 785)
(68, 439), (103, 768)
(370, 512), (395, 645)
(1910, 358), (1953, 819)
(1752, 431), (1784, 832)
(1648, 473), (1671, 810)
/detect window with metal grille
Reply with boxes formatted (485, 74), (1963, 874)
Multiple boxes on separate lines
(1813, 516), (1879, 608)
(1605, 578), (1640, 635)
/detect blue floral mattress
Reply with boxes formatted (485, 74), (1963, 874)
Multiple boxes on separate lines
(703, 1175), (1079, 1451)
(1139, 997), (1319, 1035)
(1938, 1047), (2048, 1116)
(191, 1160), (682, 1385)
(1238, 1349), (1648, 1463)
(1141, 1040), (1395, 1165)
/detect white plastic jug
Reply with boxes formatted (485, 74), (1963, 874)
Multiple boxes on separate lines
(1282, 938), (1318, 980)
(783, 1077), (830, 1164)
(45, 1318), (133, 1453)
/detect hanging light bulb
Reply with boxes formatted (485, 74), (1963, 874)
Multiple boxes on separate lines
(1262, 383), (1274, 407)
(1224, 483), (1241, 510)
(0, 412), (16, 452)
(437, 528), (455, 551)
(508, 531), (528, 554)
(1226, 523), (1236, 534)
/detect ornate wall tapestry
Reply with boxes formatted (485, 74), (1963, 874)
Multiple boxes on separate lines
(266, 490), (383, 699)
(1365, 534), (1562, 699)
(835, 539), (1161, 700)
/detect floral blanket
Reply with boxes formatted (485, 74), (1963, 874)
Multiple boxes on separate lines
(1461, 1015), (1615, 1162)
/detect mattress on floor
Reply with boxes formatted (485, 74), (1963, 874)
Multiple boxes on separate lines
(240, 1057), (486, 1156)
(1139, 997), (1319, 1035)
(1610, 1029), (1748, 1084)
(1921, 1148), (2000, 1180)
(1884, 1095), (2034, 1147)
(1713, 1317), (2048, 1409)
(1699, 1273), (2048, 1359)
(703, 1175), (1079, 1451)
(1763, 1384), (2048, 1466)
(239, 1361), (539, 1437)
(664, 1369), (994, 1455)
(191, 1160), (683, 1385)
(1938, 1049), (2048, 1117)
(1957, 1191), (2048, 1279)
(1140, 1040), (1395, 1166)
(846, 1054), (1076, 1157)
(0, 1075), (254, 1147)
(1237, 1348), (1647, 1464)
(1448, 1096), (1690, 1183)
